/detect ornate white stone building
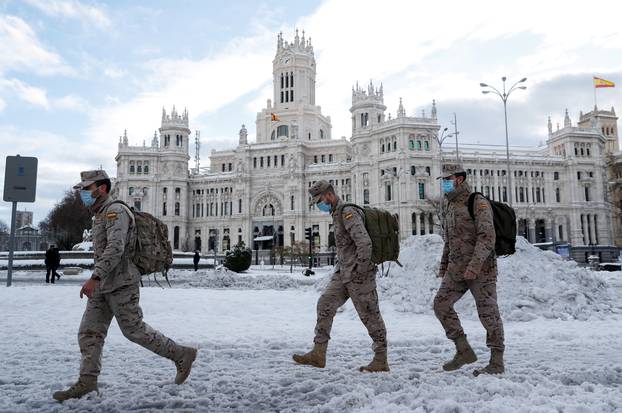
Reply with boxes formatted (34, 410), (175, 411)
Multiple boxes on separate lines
(114, 31), (619, 262)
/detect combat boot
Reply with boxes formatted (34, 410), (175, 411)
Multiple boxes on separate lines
(292, 342), (327, 368)
(359, 351), (390, 372)
(52, 376), (98, 401)
(443, 335), (477, 371)
(474, 349), (504, 376)
(174, 346), (198, 385)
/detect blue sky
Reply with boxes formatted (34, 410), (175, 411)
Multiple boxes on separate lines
(0, 0), (621, 227)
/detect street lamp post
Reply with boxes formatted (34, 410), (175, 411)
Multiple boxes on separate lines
(480, 76), (527, 206)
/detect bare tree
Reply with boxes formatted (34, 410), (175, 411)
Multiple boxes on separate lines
(40, 189), (93, 250)
(0, 220), (8, 234)
(425, 195), (446, 236)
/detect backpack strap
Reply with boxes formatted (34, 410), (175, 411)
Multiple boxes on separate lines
(467, 192), (485, 220)
(337, 203), (365, 222)
(106, 200), (135, 225)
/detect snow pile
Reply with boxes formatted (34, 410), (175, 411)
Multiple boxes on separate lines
(376, 235), (621, 321)
(166, 268), (320, 290)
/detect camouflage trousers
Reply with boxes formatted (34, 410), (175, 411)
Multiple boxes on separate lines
(433, 275), (505, 351)
(314, 275), (387, 353)
(78, 283), (183, 378)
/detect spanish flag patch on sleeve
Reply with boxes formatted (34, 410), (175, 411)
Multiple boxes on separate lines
(106, 211), (118, 221)
(344, 212), (353, 220)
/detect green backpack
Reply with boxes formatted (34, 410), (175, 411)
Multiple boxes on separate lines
(108, 200), (174, 275)
(339, 203), (402, 266)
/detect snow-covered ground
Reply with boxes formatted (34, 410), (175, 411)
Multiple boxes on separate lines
(0, 236), (621, 412)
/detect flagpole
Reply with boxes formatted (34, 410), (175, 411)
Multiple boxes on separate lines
(594, 79), (598, 108)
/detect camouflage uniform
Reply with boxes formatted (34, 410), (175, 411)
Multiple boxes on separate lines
(74, 171), (185, 379)
(313, 198), (387, 354)
(434, 180), (505, 351)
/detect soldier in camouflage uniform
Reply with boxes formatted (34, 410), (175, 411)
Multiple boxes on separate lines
(433, 162), (505, 375)
(53, 170), (198, 402)
(292, 180), (388, 372)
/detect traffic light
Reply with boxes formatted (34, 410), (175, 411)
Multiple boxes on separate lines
(305, 227), (313, 241)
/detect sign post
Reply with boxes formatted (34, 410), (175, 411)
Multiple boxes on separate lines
(3, 155), (38, 287)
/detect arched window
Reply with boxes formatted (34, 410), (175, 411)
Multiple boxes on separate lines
(263, 204), (275, 216)
(426, 166), (431, 176)
(129, 161), (135, 174)
(277, 125), (289, 137)
(271, 130), (276, 140)
(363, 189), (370, 205)
(416, 141), (422, 151)
(411, 165), (416, 175)
(320, 129), (324, 139)
(424, 141), (430, 151)
(409, 140), (415, 150)
(175, 202), (180, 216)
(129, 187), (134, 195)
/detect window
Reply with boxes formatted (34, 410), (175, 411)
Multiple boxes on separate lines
(274, 156), (278, 167)
(320, 129), (324, 139)
(228, 163), (232, 171)
(277, 125), (289, 137)
(424, 141), (430, 151)
(253, 157), (257, 168)
(222, 164), (225, 172)
(321, 155), (325, 163)
(385, 184), (392, 201)
(175, 202), (180, 216)
(144, 162), (149, 174)
(137, 161), (142, 174)
(129, 187), (134, 195)
(519, 187), (525, 203)
(585, 187), (590, 202)
(314, 155), (318, 163)
(556, 188), (561, 203)
(329, 154), (333, 163)
(416, 141), (422, 150)
(164, 135), (170, 146)
(502, 187), (507, 202)
(281, 155), (285, 165)
(162, 202), (167, 216)
(129, 162), (135, 174)
(418, 183), (425, 200)
(175, 187), (181, 200)
(411, 165), (416, 176)
(554, 171), (559, 180)
(290, 195), (295, 210)
(260, 157), (264, 167)
(577, 171), (582, 180)
(426, 166), (431, 176)
(363, 189), (370, 205)
(133, 200), (141, 211)
(267, 156), (271, 167)
(409, 140), (415, 150)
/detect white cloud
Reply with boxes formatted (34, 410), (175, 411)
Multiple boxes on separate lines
(0, 15), (72, 76)
(0, 78), (49, 108)
(103, 67), (126, 79)
(54, 94), (89, 111)
(0, 97), (5, 112)
(23, 0), (111, 29)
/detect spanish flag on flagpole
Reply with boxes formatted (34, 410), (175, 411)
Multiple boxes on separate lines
(593, 76), (615, 88)
(270, 113), (280, 121)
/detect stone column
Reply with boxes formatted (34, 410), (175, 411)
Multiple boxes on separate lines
(581, 214), (588, 245)
(546, 217), (553, 242)
(528, 219), (536, 243)
(589, 214), (597, 245)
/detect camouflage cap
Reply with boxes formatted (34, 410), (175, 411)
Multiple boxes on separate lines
(308, 180), (332, 205)
(437, 162), (466, 179)
(73, 170), (109, 189)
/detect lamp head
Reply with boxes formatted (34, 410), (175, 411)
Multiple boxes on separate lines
(479, 83), (488, 87)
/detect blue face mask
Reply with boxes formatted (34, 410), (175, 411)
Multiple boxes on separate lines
(80, 189), (96, 206)
(442, 180), (455, 194)
(317, 201), (332, 212)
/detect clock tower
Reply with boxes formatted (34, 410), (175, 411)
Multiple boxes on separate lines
(273, 29), (316, 109)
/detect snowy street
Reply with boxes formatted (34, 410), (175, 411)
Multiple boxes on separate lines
(1, 282), (621, 412)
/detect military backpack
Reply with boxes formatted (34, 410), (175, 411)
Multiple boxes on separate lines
(108, 200), (174, 275)
(339, 203), (402, 266)
(467, 192), (517, 256)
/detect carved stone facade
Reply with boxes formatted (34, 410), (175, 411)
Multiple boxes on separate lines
(114, 31), (620, 261)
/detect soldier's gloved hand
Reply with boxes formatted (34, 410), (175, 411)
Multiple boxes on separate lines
(463, 269), (477, 280)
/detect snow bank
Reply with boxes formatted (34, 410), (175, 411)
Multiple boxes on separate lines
(374, 235), (620, 321)
(166, 268), (321, 290)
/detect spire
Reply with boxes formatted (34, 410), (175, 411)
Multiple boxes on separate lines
(612, 106), (616, 115)
(301, 30), (305, 47)
(295, 28), (299, 46)
(151, 130), (158, 147)
(397, 98), (405, 118)
(547, 116), (553, 137)
(564, 108), (571, 128)
(431, 99), (437, 119)
(123, 129), (128, 145)
(162, 107), (166, 122)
